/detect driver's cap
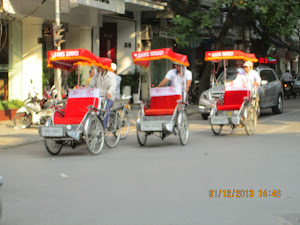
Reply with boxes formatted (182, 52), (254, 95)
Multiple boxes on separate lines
(243, 61), (253, 67)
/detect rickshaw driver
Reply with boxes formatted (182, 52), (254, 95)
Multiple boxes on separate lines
(88, 66), (117, 131)
(158, 62), (192, 92)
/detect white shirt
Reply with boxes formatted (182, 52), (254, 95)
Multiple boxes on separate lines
(282, 72), (293, 82)
(165, 68), (192, 91)
(231, 69), (261, 94)
(115, 74), (122, 100)
(88, 70), (117, 101)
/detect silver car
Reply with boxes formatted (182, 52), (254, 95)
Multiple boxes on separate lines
(293, 74), (300, 94)
(199, 67), (284, 119)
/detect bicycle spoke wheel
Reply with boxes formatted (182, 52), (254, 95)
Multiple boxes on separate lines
(211, 125), (222, 135)
(177, 110), (189, 145)
(13, 112), (32, 128)
(244, 105), (257, 135)
(84, 115), (105, 155)
(105, 112), (121, 148)
(44, 138), (63, 155)
(120, 112), (130, 140)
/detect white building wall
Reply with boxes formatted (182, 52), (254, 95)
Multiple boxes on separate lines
(21, 17), (44, 100)
(8, 20), (23, 100)
(103, 17), (136, 75)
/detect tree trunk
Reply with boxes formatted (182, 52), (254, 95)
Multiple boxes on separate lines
(196, 4), (235, 100)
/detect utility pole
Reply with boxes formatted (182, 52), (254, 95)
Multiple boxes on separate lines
(54, 0), (62, 100)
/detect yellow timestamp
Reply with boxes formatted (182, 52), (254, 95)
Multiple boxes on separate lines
(209, 189), (281, 198)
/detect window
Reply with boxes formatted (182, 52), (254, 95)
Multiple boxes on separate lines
(260, 70), (276, 82)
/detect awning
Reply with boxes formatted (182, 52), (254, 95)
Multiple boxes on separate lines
(47, 49), (112, 71)
(204, 50), (258, 62)
(132, 48), (189, 67)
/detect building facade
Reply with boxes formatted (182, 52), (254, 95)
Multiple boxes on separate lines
(0, 0), (167, 100)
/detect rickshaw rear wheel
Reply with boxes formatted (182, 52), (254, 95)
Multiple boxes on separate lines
(84, 115), (105, 155)
(177, 110), (189, 145)
(105, 111), (121, 148)
(120, 112), (130, 140)
(244, 105), (257, 135)
(137, 127), (147, 146)
(211, 125), (222, 135)
(44, 138), (63, 155)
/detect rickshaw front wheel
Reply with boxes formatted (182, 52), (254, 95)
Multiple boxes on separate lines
(105, 111), (121, 148)
(120, 112), (130, 140)
(244, 105), (257, 136)
(84, 115), (105, 155)
(177, 110), (189, 145)
(136, 126), (147, 146)
(211, 125), (222, 135)
(44, 138), (63, 155)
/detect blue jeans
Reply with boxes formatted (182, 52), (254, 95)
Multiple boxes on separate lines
(104, 99), (114, 130)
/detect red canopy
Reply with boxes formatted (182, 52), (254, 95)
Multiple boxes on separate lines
(47, 49), (112, 71)
(132, 48), (189, 67)
(204, 50), (258, 62)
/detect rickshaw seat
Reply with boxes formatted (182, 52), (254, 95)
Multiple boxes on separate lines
(216, 90), (250, 111)
(53, 88), (100, 124)
(144, 87), (181, 116)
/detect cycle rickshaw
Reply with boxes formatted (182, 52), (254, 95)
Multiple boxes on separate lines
(38, 48), (118, 155)
(131, 48), (189, 146)
(205, 50), (258, 135)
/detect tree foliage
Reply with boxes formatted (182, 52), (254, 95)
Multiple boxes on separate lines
(168, 0), (300, 95)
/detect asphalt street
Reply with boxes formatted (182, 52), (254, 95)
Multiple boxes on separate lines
(0, 100), (300, 225)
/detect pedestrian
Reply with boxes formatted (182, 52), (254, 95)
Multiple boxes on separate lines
(86, 68), (95, 86)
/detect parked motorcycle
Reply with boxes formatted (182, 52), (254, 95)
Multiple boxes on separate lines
(13, 95), (54, 128)
(283, 81), (296, 99)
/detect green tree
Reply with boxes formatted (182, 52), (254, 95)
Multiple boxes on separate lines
(169, 0), (300, 95)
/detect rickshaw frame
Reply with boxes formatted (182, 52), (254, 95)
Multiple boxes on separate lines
(38, 49), (115, 155)
(204, 50), (259, 136)
(132, 48), (190, 146)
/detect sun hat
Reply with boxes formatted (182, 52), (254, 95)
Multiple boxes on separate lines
(243, 61), (253, 67)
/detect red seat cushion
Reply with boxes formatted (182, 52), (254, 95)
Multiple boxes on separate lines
(217, 90), (249, 111)
(144, 95), (181, 116)
(54, 98), (99, 124)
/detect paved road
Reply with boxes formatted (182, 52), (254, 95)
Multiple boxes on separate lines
(0, 99), (300, 225)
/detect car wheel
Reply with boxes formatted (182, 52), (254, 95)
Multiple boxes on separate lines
(272, 94), (283, 114)
(201, 113), (209, 120)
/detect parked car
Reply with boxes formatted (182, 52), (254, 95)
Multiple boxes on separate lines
(199, 66), (284, 119)
(293, 74), (300, 95)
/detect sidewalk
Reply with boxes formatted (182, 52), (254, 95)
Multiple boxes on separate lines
(0, 104), (200, 149)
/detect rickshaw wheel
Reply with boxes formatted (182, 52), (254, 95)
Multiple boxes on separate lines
(84, 115), (105, 155)
(43, 117), (63, 155)
(105, 112), (121, 148)
(120, 112), (130, 140)
(211, 125), (222, 135)
(44, 138), (63, 155)
(137, 127), (147, 146)
(177, 110), (189, 145)
(244, 105), (257, 135)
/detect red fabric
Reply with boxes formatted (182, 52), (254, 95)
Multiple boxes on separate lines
(53, 98), (98, 124)
(144, 95), (181, 116)
(217, 90), (250, 111)
(204, 50), (258, 62)
(132, 48), (189, 67)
